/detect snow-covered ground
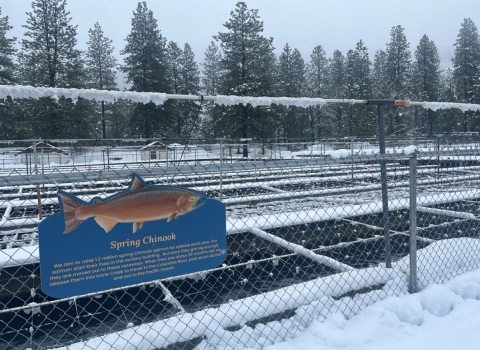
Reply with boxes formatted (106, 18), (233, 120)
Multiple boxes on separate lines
(253, 267), (480, 350)
(49, 238), (480, 350)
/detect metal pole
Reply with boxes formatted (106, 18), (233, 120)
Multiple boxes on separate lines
(409, 152), (418, 293)
(216, 138), (225, 201)
(33, 143), (42, 220)
(351, 137), (354, 186)
(377, 104), (392, 268)
(219, 139), (223, 201)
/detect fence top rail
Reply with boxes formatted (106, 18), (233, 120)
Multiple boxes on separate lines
(2, 85), (480, 112)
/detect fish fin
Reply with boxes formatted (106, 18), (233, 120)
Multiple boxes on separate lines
(129, 174), (145, 191)
(132, 222), (144, 233)
(167, 213), (177, 222)
(94, 217), (118, 233)
(58, 191), (86, 234)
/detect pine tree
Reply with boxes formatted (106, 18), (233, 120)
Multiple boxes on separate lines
(0, 8), (16, 85)
(305, 45), (328, 137)
(0, 7), (20, 139)
(178, 43), (200, 137)
(18, 0), (93, 139)
(121, 1), (171, 138)
(85, 22), (117, 139)
(372, 50), (388, 98)
(344, 40), (374, 136)
(452, 18), (480, 131)
(202, 41), (222, 96)
(277, 43), (306, 138)
(412, 34), (441, 135)
(166, 42), (200, 138)
(167, 41), (183, 136)
(328, 50), (346, 136)
(438, 68), (464, 133)
(109, 98), (134, 138)
(215, 2), (276, 156)
(384, 25), (412, 134)
(201, 41), (222, 138)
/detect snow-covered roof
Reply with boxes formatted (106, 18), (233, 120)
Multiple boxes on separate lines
(140, 141), (170, 150)
(15, 142), (69, 155)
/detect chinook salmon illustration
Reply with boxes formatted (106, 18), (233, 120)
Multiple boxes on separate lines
(58, 174), (205, 234)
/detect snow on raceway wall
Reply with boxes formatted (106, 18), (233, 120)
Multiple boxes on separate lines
(1, 85), (480, 350)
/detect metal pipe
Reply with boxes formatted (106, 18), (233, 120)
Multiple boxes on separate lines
(409, 152), (418, 293)
(377, 104), (392, 268)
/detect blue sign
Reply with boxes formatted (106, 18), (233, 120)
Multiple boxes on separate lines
(39, 174), (227, 298)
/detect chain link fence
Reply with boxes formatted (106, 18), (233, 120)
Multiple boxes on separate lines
(1, 139), (480, 350)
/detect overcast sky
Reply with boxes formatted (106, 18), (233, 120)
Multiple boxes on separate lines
(2, 0), (480, 76)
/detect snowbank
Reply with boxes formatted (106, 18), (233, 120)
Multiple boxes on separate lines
(256, 262), (480, 350)
(50, 238), (480, 350)
(403, 145), (416, 155)
(328, 149), (351, 159)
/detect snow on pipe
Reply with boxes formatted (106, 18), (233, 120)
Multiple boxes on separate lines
(416, 206), (477, 220)
(2, 84), (480, 111)
(249, 227), (355, 272)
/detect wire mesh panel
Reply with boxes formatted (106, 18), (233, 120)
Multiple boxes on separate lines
(0, 140), (479, 350)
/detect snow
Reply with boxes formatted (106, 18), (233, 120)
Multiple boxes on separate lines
(215, 95), (328, 108)
(249, 267), (480, 350)
(4, 85), (480, 113)
(250, 227), (355, 272)
(0, 85), (168, 105)
(328, 149), (351, 159)
(422, 101), (480, 112)
(403, 145), (416, 155)
(49, 238), (480, 350)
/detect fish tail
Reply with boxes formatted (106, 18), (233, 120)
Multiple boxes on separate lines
(58, 192), (86, 234)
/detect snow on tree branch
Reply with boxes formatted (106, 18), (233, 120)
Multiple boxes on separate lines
(0, 85), (168, 105)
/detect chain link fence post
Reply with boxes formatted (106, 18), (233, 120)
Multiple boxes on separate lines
(409, 151), (418, 293)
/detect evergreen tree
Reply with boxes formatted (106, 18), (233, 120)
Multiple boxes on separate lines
(178, 43), (201, 137)
(452, 18), (480, 131)
(121, 1), (171, 138)
(215, 2), (276, 156)
(85, 22), (117, 139)
(277, 43), (306, 138)
(328, 50), (345, 136)
(372, 49), (388, 98)
(438, 68), (464, 133)
(0, 8), (16, 85)
(412, 34), (441, 135)
(166, 42), (200, 138)
(344, 40), (374, 136)
(109, 98), (134, 138)
(305, 45), (328, 137)
(0, 8), (20, 139)
(384, 25), (412, 134)
(167, 41), (183, 136)
(18, 0), (93, 139)
(201, 41), (223, 138)
(202, 41), (222, 96)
